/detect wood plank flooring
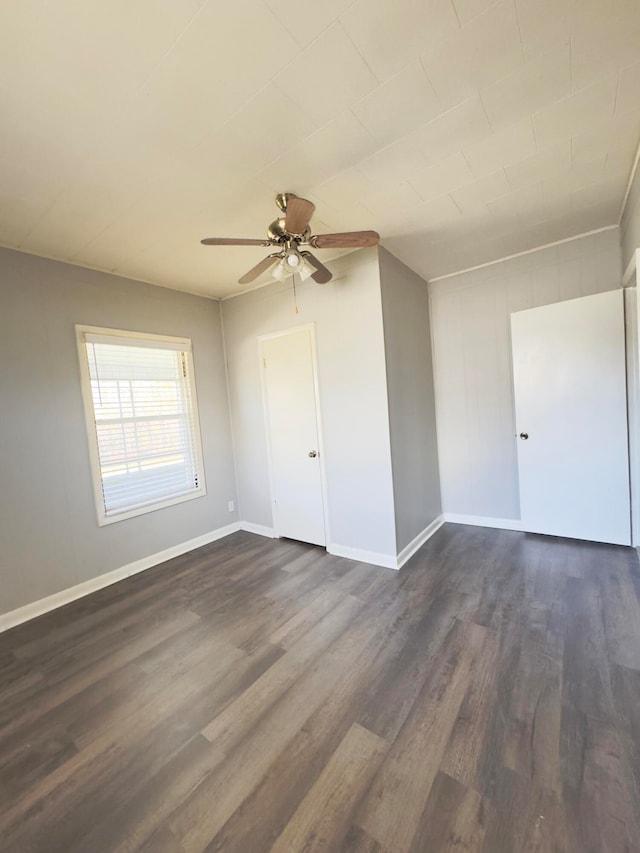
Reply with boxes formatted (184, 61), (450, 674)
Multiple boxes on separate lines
(1, 525), (640, 852)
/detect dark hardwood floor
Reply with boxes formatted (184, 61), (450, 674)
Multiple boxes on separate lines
(1, 525), (640, 852)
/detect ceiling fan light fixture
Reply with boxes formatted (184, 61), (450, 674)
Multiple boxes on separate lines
(272, 258), (289, 281)
(297, 256), (315, 282)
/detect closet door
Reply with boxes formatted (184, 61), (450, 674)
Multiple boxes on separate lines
(261, 326), (326, 546)
(511, 289), (630, 545)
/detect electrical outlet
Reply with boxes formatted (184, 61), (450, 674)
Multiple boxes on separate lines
(228, 500), (235, 513)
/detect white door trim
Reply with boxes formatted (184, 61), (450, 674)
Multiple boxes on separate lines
(257, 324), (331, 547)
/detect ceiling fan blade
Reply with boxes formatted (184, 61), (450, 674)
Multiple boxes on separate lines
(238, 254), (281, 285)
(310, 230), (379, 249)
(201, 237), (272, 246)
(284, 196), (315, 235)
(301, 251), (332, 284)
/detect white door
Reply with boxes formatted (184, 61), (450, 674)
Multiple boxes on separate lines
(511, 289), (630, 546)
(261, 327), (326, 546)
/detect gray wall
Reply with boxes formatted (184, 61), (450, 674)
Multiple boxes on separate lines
(0, 248), (237, 615)
(221, 248), (398, 560)
(379, 248), (441, 551)
(429, 228), (622, 520)
(622, 163), (640, 272)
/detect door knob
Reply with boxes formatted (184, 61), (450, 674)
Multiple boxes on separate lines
(308, 450), (318, 458)
(519, 432), (529, 440)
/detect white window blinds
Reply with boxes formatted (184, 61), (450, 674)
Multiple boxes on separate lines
(79, 329), (206, 523)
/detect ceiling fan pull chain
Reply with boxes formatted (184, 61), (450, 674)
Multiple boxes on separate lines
(292, 271), (299, 315)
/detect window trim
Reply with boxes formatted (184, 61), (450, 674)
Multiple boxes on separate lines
(76, 325), (207, 526)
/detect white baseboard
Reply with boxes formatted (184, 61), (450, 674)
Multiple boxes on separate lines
(0, 522), (242, 634)
(443, 513), (522, 531)
(328, 515), (447, 571)
(327, 543), (398, 570)
(4, 514), (522, 634)
(396, 515), (445, 569)
(239, 521), (277, 538)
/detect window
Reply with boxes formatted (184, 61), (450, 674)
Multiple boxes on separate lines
(77, 326), (206, 525)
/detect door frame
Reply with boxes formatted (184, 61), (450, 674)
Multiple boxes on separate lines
(257, 323), (331, 547)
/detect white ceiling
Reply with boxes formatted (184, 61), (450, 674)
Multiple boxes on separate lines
(1, 0), (639, 298)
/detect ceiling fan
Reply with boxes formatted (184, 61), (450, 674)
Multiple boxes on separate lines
(201, 192), (379, 285)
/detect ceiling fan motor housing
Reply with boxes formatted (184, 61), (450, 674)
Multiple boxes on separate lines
(267, 218), (312, 243)
(267, 218), (288, 241)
